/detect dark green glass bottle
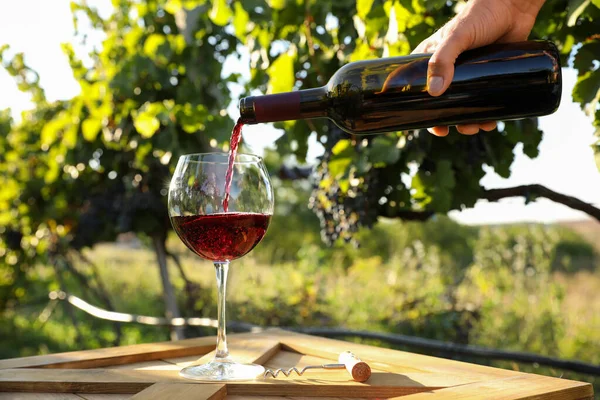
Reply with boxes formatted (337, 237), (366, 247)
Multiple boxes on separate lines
(238, 40), (562, 135)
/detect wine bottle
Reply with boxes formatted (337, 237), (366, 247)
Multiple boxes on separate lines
(238, 40), (562, 135)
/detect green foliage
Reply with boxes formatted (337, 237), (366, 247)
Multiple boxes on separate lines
(0, 0), (244, 314)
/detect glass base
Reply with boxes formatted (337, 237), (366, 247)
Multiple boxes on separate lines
(179, 358), (265, 381)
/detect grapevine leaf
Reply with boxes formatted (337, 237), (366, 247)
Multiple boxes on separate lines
(165, 0), (204, 14)
(503, 119), (543, 159)
(435, 160), (455, 189)
(133, 104), (163, 138)
(411, 160), (455, 212)
(233, 3), (250, 41)
(268, 0), (286, 10)
(430, 186), (452, 212)
(411, 171), (432, 206)
(44, 150), (61, 183)
(369, 136), (400, 166)
(567, 0), (591, 26)
(573, 38), (600, 73)
(332, 139), (351, 155)
(364, 3), (388, 41)
(82, 118), (102, 141)
(328, 157), (353, 178)
(329, 139), (355, 178)
(40, 119), (61, 147)
(267, 50), (295, 94)
(350, 41), (378, 61)
(357, 0), (375, 19)
(520, 120), (543, 159)
(176, 103), (207, 133)
(572, 69), (600, 110)
(165, 0), (183, 14)
(134, 113), (160, 138)
(143, 34), (167, 58)
(168, 35), (186, 54)
(209, 0), (233, 26)
(62, 125), (78, 149)
(421, 0), (446, 11)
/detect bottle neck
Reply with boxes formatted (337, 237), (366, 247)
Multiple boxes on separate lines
(239, 87), (328, 124)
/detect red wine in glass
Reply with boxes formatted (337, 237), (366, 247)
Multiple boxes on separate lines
(171, 213), (271, 261)
(171, 212), (271, 261)
(222, 119), (244, 212)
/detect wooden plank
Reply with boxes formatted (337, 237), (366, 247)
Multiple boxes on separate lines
(0, 369), (179, 394)
(0, 337), (216, 370)
(225, 379), (438, 398)
(226, 397), (360, 400)
(77, 395), (132, 400)
(0, 394), (83, 399)
(0, 332), (264, 370)
(131, 383), (226, 400)
(0, 366), (592, 399)
(392, 374), (594, 399)
(105, 360), (178, 371)
(161, 355), (199, 368)
(0, 367), (441, 397)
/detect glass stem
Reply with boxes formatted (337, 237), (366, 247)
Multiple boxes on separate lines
(214, 261), (230, 360)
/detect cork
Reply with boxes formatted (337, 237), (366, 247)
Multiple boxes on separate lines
(338, 351), (371, 382)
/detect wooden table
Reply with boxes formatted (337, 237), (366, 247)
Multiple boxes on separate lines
(0, 329), (593, 399)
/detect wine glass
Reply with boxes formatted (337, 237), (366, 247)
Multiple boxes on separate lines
(168, 152), (274, 381)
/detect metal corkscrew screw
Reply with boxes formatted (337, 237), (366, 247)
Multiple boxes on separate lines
(263, 351), (371, 382)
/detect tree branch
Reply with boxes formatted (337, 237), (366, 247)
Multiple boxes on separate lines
(50, 258), (83, 346)
(482, 184), (600, 222)
(152, 234), (185, 341)
(276, 169), (600, 224)
(165, 249), (204, 326)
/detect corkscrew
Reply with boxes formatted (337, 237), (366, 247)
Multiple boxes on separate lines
(263, 351), (371, 382)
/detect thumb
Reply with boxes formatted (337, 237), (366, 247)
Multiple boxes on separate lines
(426, 31), (470, 97)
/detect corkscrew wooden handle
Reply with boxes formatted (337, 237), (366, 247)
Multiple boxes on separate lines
(338, 351), (371, 382)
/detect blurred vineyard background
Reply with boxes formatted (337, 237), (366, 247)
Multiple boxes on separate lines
(1, 0), (599, 396)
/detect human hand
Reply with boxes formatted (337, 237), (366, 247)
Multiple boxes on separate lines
(413, 0), (546, 136)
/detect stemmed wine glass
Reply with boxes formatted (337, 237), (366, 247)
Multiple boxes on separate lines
(168, 152), (274, 381)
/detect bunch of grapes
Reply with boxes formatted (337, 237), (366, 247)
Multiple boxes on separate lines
(308, 125), (380, 247)
(71, 182), (126, 249)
